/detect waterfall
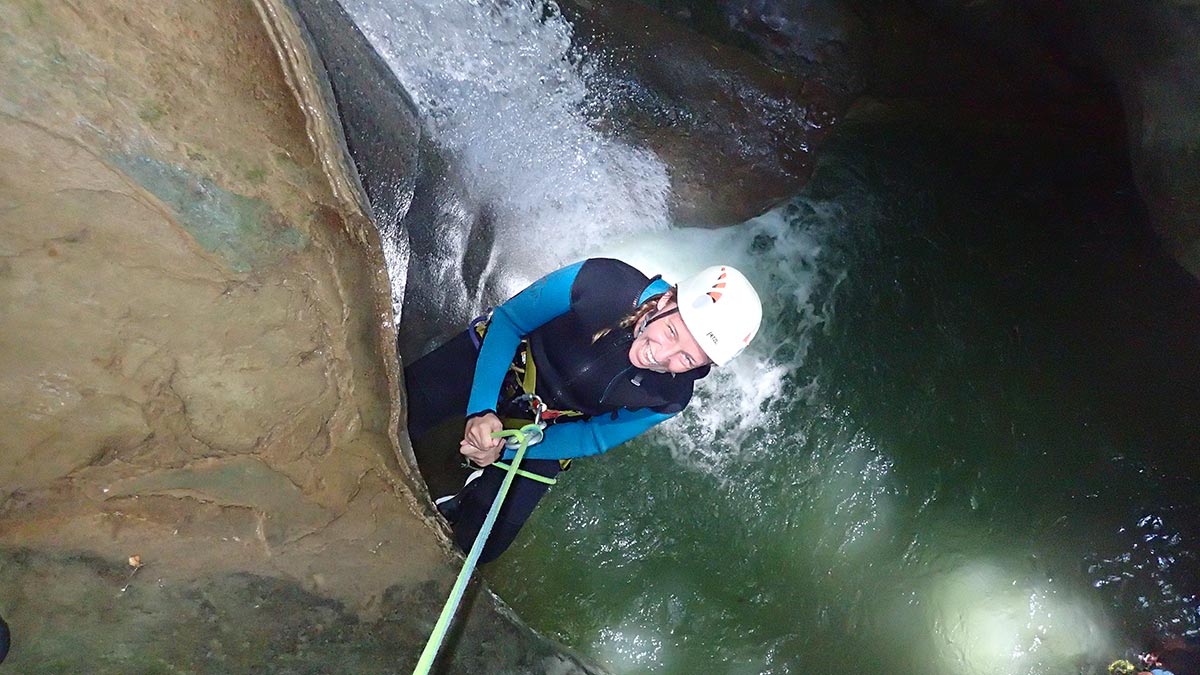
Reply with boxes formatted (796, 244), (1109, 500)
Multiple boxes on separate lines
(341, 0), (672, 312)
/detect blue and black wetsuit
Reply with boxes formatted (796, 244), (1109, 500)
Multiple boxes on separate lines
(405, 258), (708, 562)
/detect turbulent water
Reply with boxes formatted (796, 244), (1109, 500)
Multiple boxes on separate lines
(341, 1), (1200, 673)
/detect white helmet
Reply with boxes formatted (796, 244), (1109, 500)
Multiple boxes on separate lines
(676, 265), (762, 366)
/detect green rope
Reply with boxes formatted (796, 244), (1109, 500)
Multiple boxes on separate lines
(412, 424), (542, 675)
(491, 460), (556, 485)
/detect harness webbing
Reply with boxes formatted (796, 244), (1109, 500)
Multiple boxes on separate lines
(510, 339), (583, 421)
(412, 424), (542, 675)
(520, 338), (538, 396)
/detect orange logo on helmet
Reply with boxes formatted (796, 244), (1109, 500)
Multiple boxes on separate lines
(705, 269), (728, 303)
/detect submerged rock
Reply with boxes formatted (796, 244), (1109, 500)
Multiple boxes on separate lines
(0, 0), (598, 671)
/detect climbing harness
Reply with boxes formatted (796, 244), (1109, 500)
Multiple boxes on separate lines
(505, 359), (575, 473)
(472, 311), (584, 424)
(413, 424), (542, 675)
(471, 311), (581, 472)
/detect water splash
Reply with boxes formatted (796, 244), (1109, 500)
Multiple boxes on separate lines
(340, 0), (671, 306)
(594, 200), (841, 481)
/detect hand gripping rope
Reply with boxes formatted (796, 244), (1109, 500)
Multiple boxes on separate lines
(412, 423), (543, 675)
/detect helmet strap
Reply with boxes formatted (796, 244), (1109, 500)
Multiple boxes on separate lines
(636, 306), (679, 337)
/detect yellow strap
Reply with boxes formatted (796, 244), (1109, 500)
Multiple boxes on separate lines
(520, 339), (537, 395)
(515, 341), (582, 421)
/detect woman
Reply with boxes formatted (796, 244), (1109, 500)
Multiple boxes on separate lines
(404, 258), (761, 562)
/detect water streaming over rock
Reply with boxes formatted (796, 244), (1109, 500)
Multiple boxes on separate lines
(342, 0), (672, 320)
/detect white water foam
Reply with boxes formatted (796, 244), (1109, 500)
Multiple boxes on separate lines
(596, 201), (840, 481)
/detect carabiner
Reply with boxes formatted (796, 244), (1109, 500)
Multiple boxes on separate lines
(504, 424), (543, 449)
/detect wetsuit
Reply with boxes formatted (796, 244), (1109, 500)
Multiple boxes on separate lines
(404, 258), (708, 562)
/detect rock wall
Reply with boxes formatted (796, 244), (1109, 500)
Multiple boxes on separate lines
(286, 0), (485, 357)
(0, 0), (598, 671)
(1081, 1), (1200, 278)
(646, 0), (1200, 279)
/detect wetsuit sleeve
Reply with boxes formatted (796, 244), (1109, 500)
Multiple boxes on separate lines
(466, 260), (585, 417)
(503, 407), (677, 461)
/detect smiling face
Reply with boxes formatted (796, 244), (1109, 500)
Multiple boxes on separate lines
(627, 295), (711, 373)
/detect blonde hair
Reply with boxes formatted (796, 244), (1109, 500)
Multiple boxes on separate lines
(593, 287), (677, 343)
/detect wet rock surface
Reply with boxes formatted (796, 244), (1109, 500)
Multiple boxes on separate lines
(289, 0), (491, 357)
(862, 0), (1200, 279)
(1079, 1), (1200, 278)
(289, 0), (421, 279)
(559, 0), (849, 227)
(0, 547), (592, 674)
(643, 0), (871, 97)
(637, 0), (1200, 278)
(0, 0), (599, 671)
